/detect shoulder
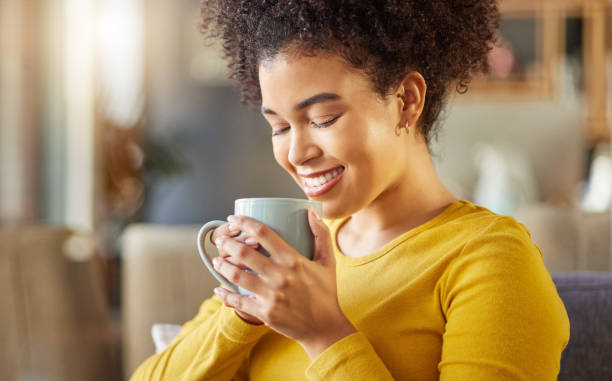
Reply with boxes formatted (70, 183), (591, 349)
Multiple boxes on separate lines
(440, 201), (549, 289)
(438, 210), (569, 380)
(445, 201), (536, 252)
(439, 204), (567, 324)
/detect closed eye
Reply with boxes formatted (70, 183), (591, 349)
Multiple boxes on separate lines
(272, 126), (290, 136)
(312, 113), (342, 128)
(271, 113), (343, 137)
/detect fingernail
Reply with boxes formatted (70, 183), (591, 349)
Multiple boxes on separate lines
(245, 237), (257, 245)
(214, 237), (223, 246)
(228, 223), (237, 231)
(227, 215), (237, 223)
(212, 257), (220, 267)
(214, 287), (224, 296)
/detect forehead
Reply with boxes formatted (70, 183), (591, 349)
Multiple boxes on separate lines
(258, 53), (372, 109)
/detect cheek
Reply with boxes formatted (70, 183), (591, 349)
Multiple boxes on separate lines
(272, 140), (292, 171)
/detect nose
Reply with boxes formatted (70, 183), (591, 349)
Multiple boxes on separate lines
(287, 128), (321, 167)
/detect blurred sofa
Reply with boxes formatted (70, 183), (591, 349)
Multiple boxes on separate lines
(516, 206), (610, 272)
(554, 272), (612, 380)
(121, 224), (218, 378)
(0, 226), (120, 381)
(121, 216), (611, 380)
(431, 101), (611, 272)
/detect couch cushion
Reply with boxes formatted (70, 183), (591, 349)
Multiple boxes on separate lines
(553, 272), (612, 380)
(121, 224), (220, 377)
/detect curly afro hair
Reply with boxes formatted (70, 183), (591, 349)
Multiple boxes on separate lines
(199, 0), (499, 145)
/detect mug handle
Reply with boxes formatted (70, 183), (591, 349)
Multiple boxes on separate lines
(197, 220), (239, 293)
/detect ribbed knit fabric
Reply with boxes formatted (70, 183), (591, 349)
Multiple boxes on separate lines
(131, 200), (569, 380)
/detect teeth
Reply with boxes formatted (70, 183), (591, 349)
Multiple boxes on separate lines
(303, 167), (342, 188)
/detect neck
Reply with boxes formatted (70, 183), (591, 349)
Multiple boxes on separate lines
(347, 137), (457, 234)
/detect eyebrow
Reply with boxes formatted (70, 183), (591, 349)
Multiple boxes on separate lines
(261, 92), (342, 116)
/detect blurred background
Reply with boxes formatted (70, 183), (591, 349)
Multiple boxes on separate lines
(0, 0), (610, 380)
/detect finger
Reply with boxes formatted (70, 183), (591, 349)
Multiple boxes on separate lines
(232, 233), (260, 249)
(244, 237), (260, 248)
(213, 286), (262, 320)
(308, 208), (334, 266)
(215, 236), (276, 280)
(215, 234), (257, 261)
(222, 221), (241, 236)
(216, 240), (256, 269)
(211, 223), (241, 246)
(227, 215), (294, 265)
(212, 256), (267, 295)
(212, 228), (254, 269)
(224, 256), (249, 270)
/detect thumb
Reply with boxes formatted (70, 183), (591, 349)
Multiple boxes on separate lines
(308, 208), (334, 266)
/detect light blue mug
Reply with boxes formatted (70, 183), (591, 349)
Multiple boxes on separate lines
(197, 198), (323, 294)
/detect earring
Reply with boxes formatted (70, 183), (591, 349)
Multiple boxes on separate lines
(395, 121), (410, 136)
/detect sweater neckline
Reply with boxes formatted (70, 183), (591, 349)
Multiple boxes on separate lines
(331, 200), (469, 267)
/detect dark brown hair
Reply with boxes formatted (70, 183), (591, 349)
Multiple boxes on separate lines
(200, 0), (499, 145)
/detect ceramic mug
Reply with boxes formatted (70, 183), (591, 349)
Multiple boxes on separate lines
(197, 198), (323, 294)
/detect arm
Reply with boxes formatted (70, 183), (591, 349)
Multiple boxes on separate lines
(130, 293), (269, 381)
(304, 331), (395, 380)
(212, 213), (396, 380)
(438, 217), (570, 380)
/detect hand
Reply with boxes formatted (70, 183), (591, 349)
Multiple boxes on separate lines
(212, 209), (356, 359)
(211, 222), (263, 325)
(211, 222), (259, 251)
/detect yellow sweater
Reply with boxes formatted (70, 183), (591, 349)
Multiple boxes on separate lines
(131, 200), (570, 380)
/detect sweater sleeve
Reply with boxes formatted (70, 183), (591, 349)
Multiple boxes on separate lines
(129, 293), (269, 381)
(305, 331), (395, 380)
(438, 217), (570, 381)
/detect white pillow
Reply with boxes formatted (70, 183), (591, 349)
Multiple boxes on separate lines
(151, 324), (182, 354)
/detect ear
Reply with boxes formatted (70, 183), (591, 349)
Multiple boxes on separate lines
(394, 72), (427, 130)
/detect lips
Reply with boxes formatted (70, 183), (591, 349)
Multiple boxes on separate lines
(300, 166), (345, 197)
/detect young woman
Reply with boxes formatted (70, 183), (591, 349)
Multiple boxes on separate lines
(131, 1), (569, 380)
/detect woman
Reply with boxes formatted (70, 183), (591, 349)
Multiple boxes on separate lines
(132, 1), (569, 380)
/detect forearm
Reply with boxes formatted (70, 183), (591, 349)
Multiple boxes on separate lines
(305, 331), (395, 381)
(130, 304), (269, 381)
(300, 314), (357, 360)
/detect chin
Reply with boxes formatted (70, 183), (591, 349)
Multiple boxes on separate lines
(320, 200), (354, 220)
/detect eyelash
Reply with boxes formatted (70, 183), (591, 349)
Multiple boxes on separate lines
(271, 114), (342, 136)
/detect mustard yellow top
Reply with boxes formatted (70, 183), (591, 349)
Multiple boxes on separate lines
(130, 200), (570, 380)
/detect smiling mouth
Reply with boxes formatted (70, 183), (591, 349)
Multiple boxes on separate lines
(300, 166), (345, 197)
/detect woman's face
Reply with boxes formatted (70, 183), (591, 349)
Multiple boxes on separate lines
(259, 53), (409, 219)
